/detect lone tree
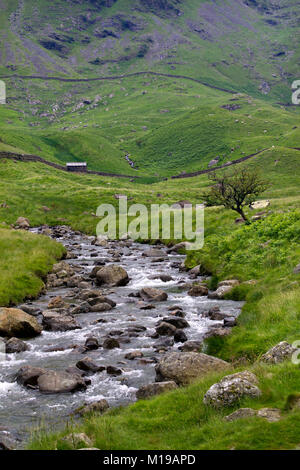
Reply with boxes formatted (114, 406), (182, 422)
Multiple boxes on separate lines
(202, 168), (269, 222)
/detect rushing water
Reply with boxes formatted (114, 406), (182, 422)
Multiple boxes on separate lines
(0, 227), (243, 447)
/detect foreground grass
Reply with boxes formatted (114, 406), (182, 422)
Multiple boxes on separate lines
(29, 362), (300, 450)
(0, 227), (65, 306)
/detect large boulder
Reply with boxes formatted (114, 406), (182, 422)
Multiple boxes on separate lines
(95, 265), (129, 287)
(203, 371), (261, 408)
(155, 352), (229, 386)
(136, 381), (178, 399)
(261, 341), (297, 364)
(37, 371), (87, 394)
(42, 311), (81, 332)
(140, 287), (168, 302)
(0, 308), (42, 338)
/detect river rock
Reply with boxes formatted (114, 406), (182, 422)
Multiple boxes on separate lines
(18, 305), (40, 316)
(154, 337), (174, 351)
(161, 317), (189, 329)
(174, 329), (188, 343)
(136, 381), (178, 399)
(203, 327), (232, 339)
(224, 317), (237, 327)
(188, 285), (208, 297)
(90, 302), (113, 312)
(0, 308), (42, 338)
(5, 337), (29, 354)
(48, 296), (67, 309)
(76, 357), (105, 373)
(107, 366), (122, 376)
(261, 341), (297, 364)
(179, 340), (203, 352)
(84, 337), (99, 351)
(167, 242), (189, 253)
(16, 365), (47, 387)
(203, 371), (261, 408)
(79, 289), (103, 300)
(155, 352), (230, 385)
(189, 265), (201, 279)
(70, 302), (91, 314)
(143, 249), (166, 258)
(88, 296), (116, 308)
(37, 371), (87, 394)
(95, 265), (129, 287)
(103, 337), (120, 349)
(75, 399), (109, 416)
(149, 274), (173, 282)
(0, 434), (16, 450)
(140, 287), (168, 302)
(156, 322), (176, 336)
(42, 311), (81, 332)
(125, 351), (144, 360)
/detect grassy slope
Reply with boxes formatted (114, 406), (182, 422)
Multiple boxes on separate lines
(1, 76), (299, 176)
(0, 0), (299, 176)
(0, 227), (65, 306)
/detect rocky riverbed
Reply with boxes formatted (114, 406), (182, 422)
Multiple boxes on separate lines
(0, 226), (243, 448)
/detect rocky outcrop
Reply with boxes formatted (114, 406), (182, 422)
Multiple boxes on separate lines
(0, 308), (42, 338)
(261, 341), (297, 364)
(155, 352), (229, 385)
(95, 265), (129, 287)
(136, 381), (178, 399)
(203, 371), (261, 408)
